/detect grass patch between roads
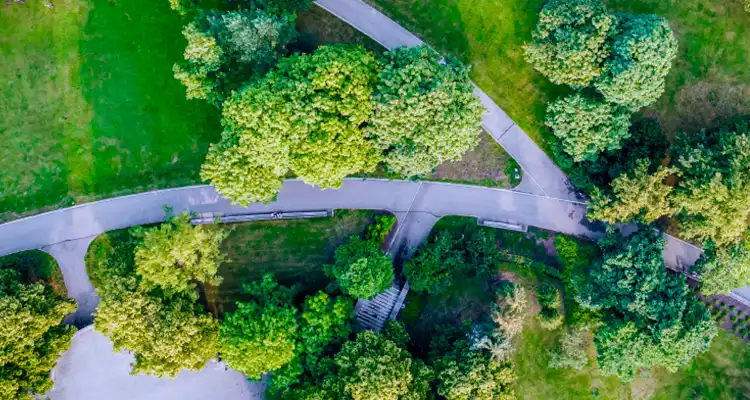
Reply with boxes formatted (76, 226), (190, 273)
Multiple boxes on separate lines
(86, 210), (375, 315)
(366, 0), (750, 151)
(0, 250), (66, 296)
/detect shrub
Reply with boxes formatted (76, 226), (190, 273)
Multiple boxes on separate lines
(325, 236), (394, 299)
(595, 14), (678, 111)
(538, 308), (564, 330)
(492, 281), (528, 338)
(536, 282), (561, 309)
(545, 93), (631, 162)
(405, 231), (465, 293)
(524, 0), (615, 87)
(549, 329), (589, 370)
(366, 214), (396, 244)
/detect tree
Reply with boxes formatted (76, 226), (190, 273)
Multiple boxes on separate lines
(536, 282), (560, 310)
(367, 45), (484, 177)
(298, 291), (353, 365)
(465, 229), (502, 278)
(524, 0), (615, 87)
(491, 281), (528, 339)
(588, 159), (675, 224)
(0, 270), (76, 400)
(433, 339), (516, 400)
(405, 231), (465, 293)
(94, 275), (219, 378)
(595, 14), (678, 111)
(694, 233), (750, 295)
(253, 0), (313, 15)
(325, 236), (393, 299)
(173, 22), (224, 102)
(201, 45), (382, 204)
(134, 213), (229, 294)
(545, 93), (631, 162)
(671, 124), (750, 245)
(548, 329), (589, 370)
(577, 229), (717, 380)
(218, 274), (299, 379)
(334, 331), (413, 400)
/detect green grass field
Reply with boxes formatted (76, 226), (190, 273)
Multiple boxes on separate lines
(367, 0), (750, 151)
(0, 0), (220, 221)
(85, 210), (375, 315)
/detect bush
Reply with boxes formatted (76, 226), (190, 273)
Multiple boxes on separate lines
(524, 0), (615, 87)
(366, 214), (396, 244)
(595, 14), (678, 111)
(492, 281), (528, 338)
(538, 307), (564, 330)
(404, 231), (465, 294)
(536, 282), (561, 309)
(548, 329), (589, 370)
(325, 236), (394, 299)
(545, 93), (631, 162)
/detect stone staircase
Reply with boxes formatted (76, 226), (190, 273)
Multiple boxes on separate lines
(354, 283), (408, 331)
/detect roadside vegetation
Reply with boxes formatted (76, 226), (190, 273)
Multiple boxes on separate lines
(0, 251), (76, 400)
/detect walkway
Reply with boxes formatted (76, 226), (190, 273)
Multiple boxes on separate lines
(315, 0), (580, 202)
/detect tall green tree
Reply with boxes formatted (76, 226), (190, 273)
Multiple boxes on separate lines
(94, 275), (219, 378)
(218, 274), (299, 379)
(545, 93), (631, 162)
(325, 236), (393, 299)
(671, 124), (750, 245)
(134, 213), (229, 294)
(694, 233), (750, 295)
(201, 45), (382, 205)
(524, 0), (615, 87)
(405, 231), (465, 294)
(588, 159), (675, 224)
(577, 229), (716, 381)
(367, 45), (484, 177)
(595, 14), (678, 111)
(0, 270), (76, 400)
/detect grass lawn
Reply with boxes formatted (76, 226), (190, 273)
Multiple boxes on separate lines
(366, 0), (750, 151)
(204, 209), (375, 315)
(1, 0), (220, 221)
(0, 250), (66, 296)
(87, 210), (376, 315)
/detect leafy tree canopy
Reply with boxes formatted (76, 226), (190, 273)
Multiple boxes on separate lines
(0, 270), (76, 400)
(94, 275), (219, 378)
(368, 45), (484, 177)
(695, 232), (750, 295)
(588, 159), (675, 224)
(524, 0), (615, 87)
(671, 122), (750, 245)
(545, 93), (631, 162)
(325, 236), (393, 299)
(405, 231), (465, 294)
(595, 14), (678, 111)
(219, 274), (299, 379)
(201, 45), (382, 205)
(134, 213), (229, 294)
(548, 329), (589, 370)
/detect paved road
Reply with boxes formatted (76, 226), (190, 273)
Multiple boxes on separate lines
(315, 0), (580, 202)
(48, 327), (264, 400)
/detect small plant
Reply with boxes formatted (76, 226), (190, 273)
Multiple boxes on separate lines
(366, 214), (397, 245)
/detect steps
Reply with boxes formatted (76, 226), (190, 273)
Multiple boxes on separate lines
(354, 284), (403, 331)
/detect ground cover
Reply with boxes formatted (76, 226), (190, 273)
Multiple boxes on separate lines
(0, 249), (66, 295)
(366, 0), (750, 150)
(86, 210), (375, 315)
(0, 0), (220, 221)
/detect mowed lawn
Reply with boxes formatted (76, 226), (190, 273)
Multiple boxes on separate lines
(0, 0), (220, 220)
(367, 0), (750, 150)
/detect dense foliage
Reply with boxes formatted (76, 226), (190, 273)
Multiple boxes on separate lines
(94, 275), (219, 377)
(0, 269), (76, 400)
(405, 231), (465, 294)
(174, 9), (297, 105)
(595, 14), (678, 111)
(671, 123), (750, 245)
(218, 275), (299, 379)
(133, 213), (229, 294)
(325, 236), (393, 299)
(548, 329), (589, 370)
(491, 281), (528, 339)
(201, 45), (381, 204)
(694, 233), (750, 295)
(588, 160), (675, 224)
(577, 229), (716, 380)
(367, 45), (484, 177)
(524, 0), (615, 87)
(545, 93), (631, 162)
